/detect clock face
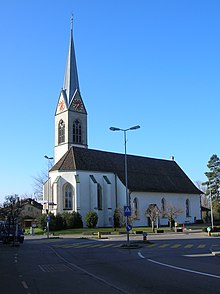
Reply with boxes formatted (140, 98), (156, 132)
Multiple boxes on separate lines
(58, 99), (65, 112)
(73, 98), (83, 111)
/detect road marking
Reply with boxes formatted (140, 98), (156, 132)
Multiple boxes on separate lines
(147, 243), (157, 248)
(184, 253), (213, 257)
(148, 258), (220, 279)
(184, 244), (193, 248)
(21, 281), (28, 289)
(197, 244), (206, 248)
(171, 244), (181, 248)
(101, 243), (114, 248)
(138, 252), (145, 259)
(159, 244), (170, 248)
(49, 246), (131, 294)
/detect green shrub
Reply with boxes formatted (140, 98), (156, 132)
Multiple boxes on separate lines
(85, 211), (98, 228)
(113, 208), (121, 229)
(62, 212), (83, 229)
(37, 214), (47, 230)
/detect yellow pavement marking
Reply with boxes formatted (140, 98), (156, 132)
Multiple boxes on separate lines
(171, 244), (181, 248)
(184, 244), (194, 248)
(112, 244), (123, 248)
(89, 243), (103, 248)
(159, 244), (170, 248)
(74, 244), (95, 248)
(147, 243), (157, 248)
(197, 244), (206, 248)
(101, 243), (114, 248)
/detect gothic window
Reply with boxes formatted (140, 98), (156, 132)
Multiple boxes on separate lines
(133, 197), (139, 219)
(161, 198), (166, 217)
(73, 119), (82, 144)
(97, 183), (102, 210)
(186, 199), (190, 217)
(64, 183), (72, 210)
(58, 120), (65, 144)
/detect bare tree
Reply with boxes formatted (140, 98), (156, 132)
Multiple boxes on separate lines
(164, 203), (183, 229)
(145, 204), (160, 232)
(194, 181), (208, 208)
(32, 171), (47, 201)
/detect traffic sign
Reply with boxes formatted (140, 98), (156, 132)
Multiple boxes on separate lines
(124, 205), (131, 217)
(126, 225), (132, 231)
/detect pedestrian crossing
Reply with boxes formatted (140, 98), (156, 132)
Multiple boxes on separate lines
(51, 242), (217, 250)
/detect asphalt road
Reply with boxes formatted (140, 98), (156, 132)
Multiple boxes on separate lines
(0, 233), (220, 294)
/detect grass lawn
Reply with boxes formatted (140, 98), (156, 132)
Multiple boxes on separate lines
(24, 226), (173, 236)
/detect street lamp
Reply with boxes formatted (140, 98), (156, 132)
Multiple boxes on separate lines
(44, 155), (53, 239)
(109, 125), (140, 245)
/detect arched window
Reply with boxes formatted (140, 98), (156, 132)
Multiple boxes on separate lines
(97, 183), (102, 210)
(58, 120), (65, 144)
(64, 183), (72, 210)
(73, 120), (82, 144)
(161, 198), (166, 217)
(133, 197), (139, 219)
(186, 199), (190, 217)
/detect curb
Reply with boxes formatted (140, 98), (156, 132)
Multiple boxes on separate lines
(210, 246), (220, 256)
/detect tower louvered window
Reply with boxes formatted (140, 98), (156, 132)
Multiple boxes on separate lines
(58, 120), (65, 144)
(73, 119), (82, 143)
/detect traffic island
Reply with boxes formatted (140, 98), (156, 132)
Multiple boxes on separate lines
(210, 246), (220, 256)
(120, 243), (142, 249)
(120, 240), (153, 249)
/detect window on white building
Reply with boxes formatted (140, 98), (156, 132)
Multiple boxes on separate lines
(186, 199), (190, 217)
(133, 197), (139, 219)
(161, 198), (166, 217)
(64, 183), (72, 210)
(97, 183), (102, 210)
(58, 120), (65, 144)
(103, 175), (111, 184)
(73, 119), (82, 144)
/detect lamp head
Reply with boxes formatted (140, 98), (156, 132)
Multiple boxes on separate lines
(109, 127), (121, 131)
(129, 125), (140, 131)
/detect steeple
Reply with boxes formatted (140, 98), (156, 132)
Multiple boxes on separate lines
(54, 17), (88, 164)
(63, 16), (80, 105)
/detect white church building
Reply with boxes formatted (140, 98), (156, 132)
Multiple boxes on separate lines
(43, 21), (202, 227)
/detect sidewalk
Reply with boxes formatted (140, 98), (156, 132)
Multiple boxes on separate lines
(24, 230), (211, 242)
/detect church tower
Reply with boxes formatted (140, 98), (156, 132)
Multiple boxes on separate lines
(54, 19), (88, 163)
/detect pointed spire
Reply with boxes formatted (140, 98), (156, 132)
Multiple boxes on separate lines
(63, 16), (80, 105)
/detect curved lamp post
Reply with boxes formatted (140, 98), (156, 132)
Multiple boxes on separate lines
(109, 125), (140, 245)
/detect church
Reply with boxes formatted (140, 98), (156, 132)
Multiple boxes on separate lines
(43, 21), (202, 227)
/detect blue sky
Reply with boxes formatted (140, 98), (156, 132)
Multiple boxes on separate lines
(1, 0), (220, 203)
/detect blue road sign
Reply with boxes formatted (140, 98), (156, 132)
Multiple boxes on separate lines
(124, 205), (131, 217)
(126, 225), (132, 231)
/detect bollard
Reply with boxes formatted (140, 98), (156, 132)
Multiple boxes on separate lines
(207, 227), (211, 236)
(98, 231), (101, 239)
(143, 232), (147, 241)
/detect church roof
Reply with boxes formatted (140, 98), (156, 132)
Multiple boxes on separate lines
(51, 147), (202, 195)
(63, 18), (80, 105)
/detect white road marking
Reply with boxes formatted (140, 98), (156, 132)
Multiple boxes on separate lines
(49, 246), (131, 294)
(21, 281), (28, 289)
(184, 253), (214, 257)
(138, 252), (145, 259)
(148, 258), (220, 279)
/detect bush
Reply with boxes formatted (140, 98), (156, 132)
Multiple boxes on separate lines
(62, 212), (83, 229)
(55, 213), (65, 230)
(37, 214), (47, 231)
(113, 208), (121, 229)
(85, 211), (98, 228)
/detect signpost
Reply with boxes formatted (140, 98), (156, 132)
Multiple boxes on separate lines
(124, 205), (131, 217)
